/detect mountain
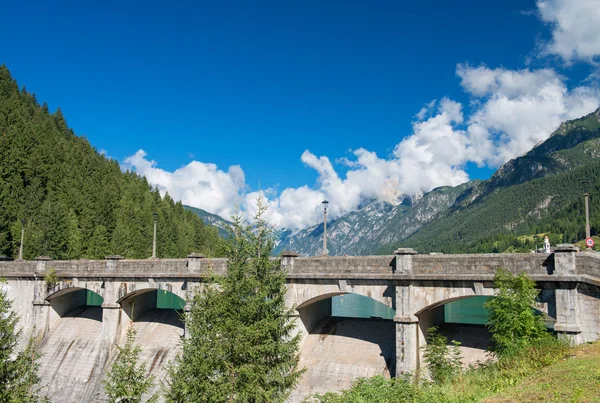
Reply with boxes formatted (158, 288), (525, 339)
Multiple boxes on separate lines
(0, 65), (224, 259)
(397, 106), (600, 254)
(277, 106), (600, 256)
(273, 182), (477, 256)
(184, 205), (232, 237)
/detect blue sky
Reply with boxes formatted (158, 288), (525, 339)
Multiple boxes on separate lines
(2, 0), (599, 229)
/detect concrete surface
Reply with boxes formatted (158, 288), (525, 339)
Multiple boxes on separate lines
(132, 308), (184, 400)
(289, 317), (395, 402)
(37, 306), (108, 402)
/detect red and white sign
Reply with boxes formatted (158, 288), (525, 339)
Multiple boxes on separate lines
(586, 237), (595, 248)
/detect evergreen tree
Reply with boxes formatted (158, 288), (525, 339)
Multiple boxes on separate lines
(103, 323), (156, 403)
(87, 225), (110, 259)
(166, 198), (303, 402)
(0, 280), (44, 402)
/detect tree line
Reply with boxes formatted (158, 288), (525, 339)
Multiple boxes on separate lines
(0, 65), (224, 260)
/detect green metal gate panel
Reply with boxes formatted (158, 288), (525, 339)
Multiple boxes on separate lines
(331, 294), (396, 320)
(444, 296), (489, 325)
(156, 289), (186, 310)
(85, 290), (104, 306)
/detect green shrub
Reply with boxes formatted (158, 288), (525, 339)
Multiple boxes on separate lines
(43, 268), (59, 289)
(103, 324), (156, 403)
(484, 269), (549, 355)
(422, 326), (462, 384)
(312, 338), (570, 403)
(312, 375), (433, 403)
(0, 278), (46, 402)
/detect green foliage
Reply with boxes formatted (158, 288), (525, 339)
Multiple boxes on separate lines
(166, 198), (303, 402)
(313, 375), (431, 403)
(484, 269), (549, 355)
(313, 338), (570, 403)
(103, 324), (156, 403)
(0, 65), (224, 260)
(43, 268), (59, 289)
(0, 279), (45, 402)
(422, 327), (462, 384)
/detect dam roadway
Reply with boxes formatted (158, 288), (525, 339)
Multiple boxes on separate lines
(2, 245), (600, 401)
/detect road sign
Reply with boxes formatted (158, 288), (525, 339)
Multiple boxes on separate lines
(586, 237), (595, 248)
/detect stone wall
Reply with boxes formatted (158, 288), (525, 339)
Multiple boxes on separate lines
(577, 252), (600, 279)
(578, 283), (600, 342)
(412, 253), (552, 276)
(1, 251), (597, 281)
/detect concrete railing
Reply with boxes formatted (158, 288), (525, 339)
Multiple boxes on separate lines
(0, 249), (599, 284)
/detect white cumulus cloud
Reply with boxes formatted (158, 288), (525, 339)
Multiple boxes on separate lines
(123, 150), (245, 220)
(123, 64), (598, 232)
(537, 0), (600, 63)
(458, 64), (600, 165)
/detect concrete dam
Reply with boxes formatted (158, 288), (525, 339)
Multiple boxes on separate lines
(33, 289), (184, 402)
(2, 246), (600, 401)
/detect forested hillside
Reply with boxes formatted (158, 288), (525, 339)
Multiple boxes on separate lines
(392, 108), (600, 254)
(394, 160), (600, 253)
(0, 65), (224, 260)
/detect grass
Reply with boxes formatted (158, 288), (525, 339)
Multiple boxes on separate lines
(311, 340), (600, 403)
(484, 342), (600, 403)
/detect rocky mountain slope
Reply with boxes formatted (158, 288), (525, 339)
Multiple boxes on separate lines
(273, 182), (476, 256)
(399, 108), (600, 253)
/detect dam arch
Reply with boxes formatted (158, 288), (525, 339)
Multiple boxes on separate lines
(416, 295), (494, 367)
(45, 286), (104, 329)
(38, 287), (107, 402)
(116, 286), (186, 399)
(291, 291), (396, 402)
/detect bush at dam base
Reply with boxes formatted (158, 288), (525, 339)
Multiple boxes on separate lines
(311, 338), (583, 403)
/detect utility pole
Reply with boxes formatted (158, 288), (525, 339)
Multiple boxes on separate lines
(152, 212), (158, 258)
(18, 219), (26, 260)
(583, 181), (591, 249)
(322, 200), (329, 256)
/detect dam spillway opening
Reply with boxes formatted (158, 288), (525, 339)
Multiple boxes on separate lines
(290, 293), (396, 402)
(118, 288), (185, 400)
(38, 288), (106, 402)
(417, 296), (556, 368)
(37, 287), (186, 402)
(418, 296), (493, 367)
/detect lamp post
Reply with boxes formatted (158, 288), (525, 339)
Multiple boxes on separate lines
(582, 180), (591, 249)
(152, 212), (158, 259)
(18, 219), (26, 260)
(322, 200), (329, 256)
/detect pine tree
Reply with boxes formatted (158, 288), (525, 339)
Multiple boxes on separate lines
(166, 198), (303, 402)
(87, 225), (110, 259)
(0, 279), (44, 402)
(103, 323), (156, 403)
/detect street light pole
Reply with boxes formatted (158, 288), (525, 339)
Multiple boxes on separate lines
(322, 200), (329, 256)
(152, 212), (158, 259)
(18, 219), (26, 260)
(583, 181), (591, 249)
